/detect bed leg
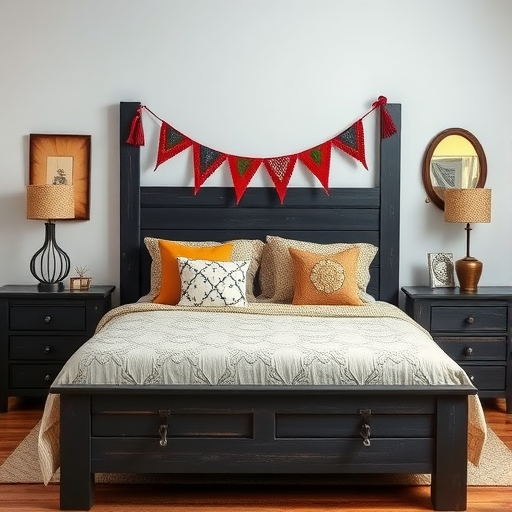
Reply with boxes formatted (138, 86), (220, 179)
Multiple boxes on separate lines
(60, 394), (94, 510)
(431, 395), (469, 511)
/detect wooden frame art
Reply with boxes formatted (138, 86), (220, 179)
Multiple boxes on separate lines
(29, 134), (91, 220)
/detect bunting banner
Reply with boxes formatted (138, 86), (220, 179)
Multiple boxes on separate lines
(127, 97), (396, 204)
(193, 145), (226, 195)
(227, 156), (263, 204)
(298, 142), (332, 193)
(332, 119), (367, 169)
(263, 155), (298, 205)
(155, 121), (192, 171)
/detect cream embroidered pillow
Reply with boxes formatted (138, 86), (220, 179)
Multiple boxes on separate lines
(177, 257), (250, 307)
(259, 235), (378, 303)
(144, 237), (265, 302)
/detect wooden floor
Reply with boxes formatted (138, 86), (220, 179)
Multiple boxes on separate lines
(0, 396), (511, 512)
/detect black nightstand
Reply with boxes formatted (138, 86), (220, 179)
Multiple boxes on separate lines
(0, 284), (115, 412)
(402, 286), (512, 413)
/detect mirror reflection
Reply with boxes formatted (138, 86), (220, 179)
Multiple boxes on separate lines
(422, 128), (487, 210)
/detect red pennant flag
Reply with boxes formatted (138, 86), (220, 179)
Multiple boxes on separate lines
(263, 155), (298, 204)
(155, 122), (193, 171)
(193, 144), (226, 194)
(298, 141), (332, 193)
(227, 156), (262, 204)
(332, 119), (367, 169)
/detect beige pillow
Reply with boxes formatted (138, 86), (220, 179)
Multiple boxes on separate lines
(259, 235), (378, 303)
(289, 246), (363, 306)
(144, 237), (265, 302)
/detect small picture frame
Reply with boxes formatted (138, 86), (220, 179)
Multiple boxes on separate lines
(428, 253), (455, 288)
(29, 134), (91, 220)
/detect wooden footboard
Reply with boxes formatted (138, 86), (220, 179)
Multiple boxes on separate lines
(56, 385), (475, 511)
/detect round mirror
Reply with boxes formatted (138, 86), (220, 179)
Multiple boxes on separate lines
(422, 128), (487, 210)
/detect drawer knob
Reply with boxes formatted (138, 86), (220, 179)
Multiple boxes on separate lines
(44, 374), (51, 382)
(469, 375), (475, 381)
(44, 315), (52, 323)
(464, 347), (474, 356)
(44, 345), (52, 354)
(465, 316), (475, 324)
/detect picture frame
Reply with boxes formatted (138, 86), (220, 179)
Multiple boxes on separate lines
(428, 253), (456, 288)
(29, 134), (91, 220)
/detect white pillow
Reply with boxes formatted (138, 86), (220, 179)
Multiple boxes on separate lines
(177, 257), (250, 307)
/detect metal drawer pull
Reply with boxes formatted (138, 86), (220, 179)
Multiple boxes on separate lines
(44, 374), (51, 382)
(44, 316), (52, 323)
(360, 423), (371, 447)
(464, 347), (473, 356)
(358, 409), (371, 447)
(44, 346), (52, 354)
(465, 316), (475, 324)
(159, 409), (171, 447)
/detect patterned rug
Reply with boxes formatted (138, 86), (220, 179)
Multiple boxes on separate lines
(1, 422), (511, 486)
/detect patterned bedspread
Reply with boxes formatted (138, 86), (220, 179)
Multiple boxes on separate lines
(38, 301), (487, 484)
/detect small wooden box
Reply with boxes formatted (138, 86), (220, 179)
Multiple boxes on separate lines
(70, 277), (92, 291)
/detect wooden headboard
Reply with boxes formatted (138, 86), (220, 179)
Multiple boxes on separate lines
(119, 101), (402, 306)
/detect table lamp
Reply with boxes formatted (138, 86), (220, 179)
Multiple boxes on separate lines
(444, 188), (491, 292)
(26, 184), (75, 291)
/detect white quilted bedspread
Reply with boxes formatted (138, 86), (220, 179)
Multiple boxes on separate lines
(38, 301), (487, 483)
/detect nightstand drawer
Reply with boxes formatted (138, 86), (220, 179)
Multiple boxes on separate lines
(9, 364), (63, 389)
(9, 305), (86, 331)
(459, 365), (506, 391)
(434, 336), (506, 361)
(430, 306), (507, 332)
(9, 335), (88, 361)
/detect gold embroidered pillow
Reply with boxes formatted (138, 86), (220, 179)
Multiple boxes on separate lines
(289, 247), (363, 306)
(259, 236), (377, 303)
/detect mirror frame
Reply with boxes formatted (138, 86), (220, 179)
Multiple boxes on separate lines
(422, 127), (487, 210)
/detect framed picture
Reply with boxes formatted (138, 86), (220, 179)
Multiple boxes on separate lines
(428, 253), (455, 288)
(29, 134), (91, 220)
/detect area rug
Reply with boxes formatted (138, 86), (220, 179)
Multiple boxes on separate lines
(1, 422), (511, 486)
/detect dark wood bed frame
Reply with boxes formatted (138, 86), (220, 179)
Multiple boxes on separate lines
(51, 101), (476, 511)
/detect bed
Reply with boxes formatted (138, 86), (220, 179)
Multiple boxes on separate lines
(37, 101), (486, 511)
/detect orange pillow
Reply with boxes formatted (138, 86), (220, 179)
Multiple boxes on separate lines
(154, 241), (233, 305)
(289, 246), (363, 306)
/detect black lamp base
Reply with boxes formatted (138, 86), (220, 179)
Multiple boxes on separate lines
(30, 221), (70, 292)
(37, 281), (65, 292)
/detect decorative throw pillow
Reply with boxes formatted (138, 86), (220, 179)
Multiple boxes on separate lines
(289, 247), (363, 306)
(259, 236), (378, 303)
(144, 237), (265, 302)
(153, 241), (234, 305)
(177, 257), (250, 307)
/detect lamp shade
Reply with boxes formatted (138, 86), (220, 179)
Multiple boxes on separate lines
(444, 188), (491, 224)
(27, 184), (75, 220)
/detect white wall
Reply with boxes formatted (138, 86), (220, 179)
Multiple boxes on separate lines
(1, 0), (511, 305)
